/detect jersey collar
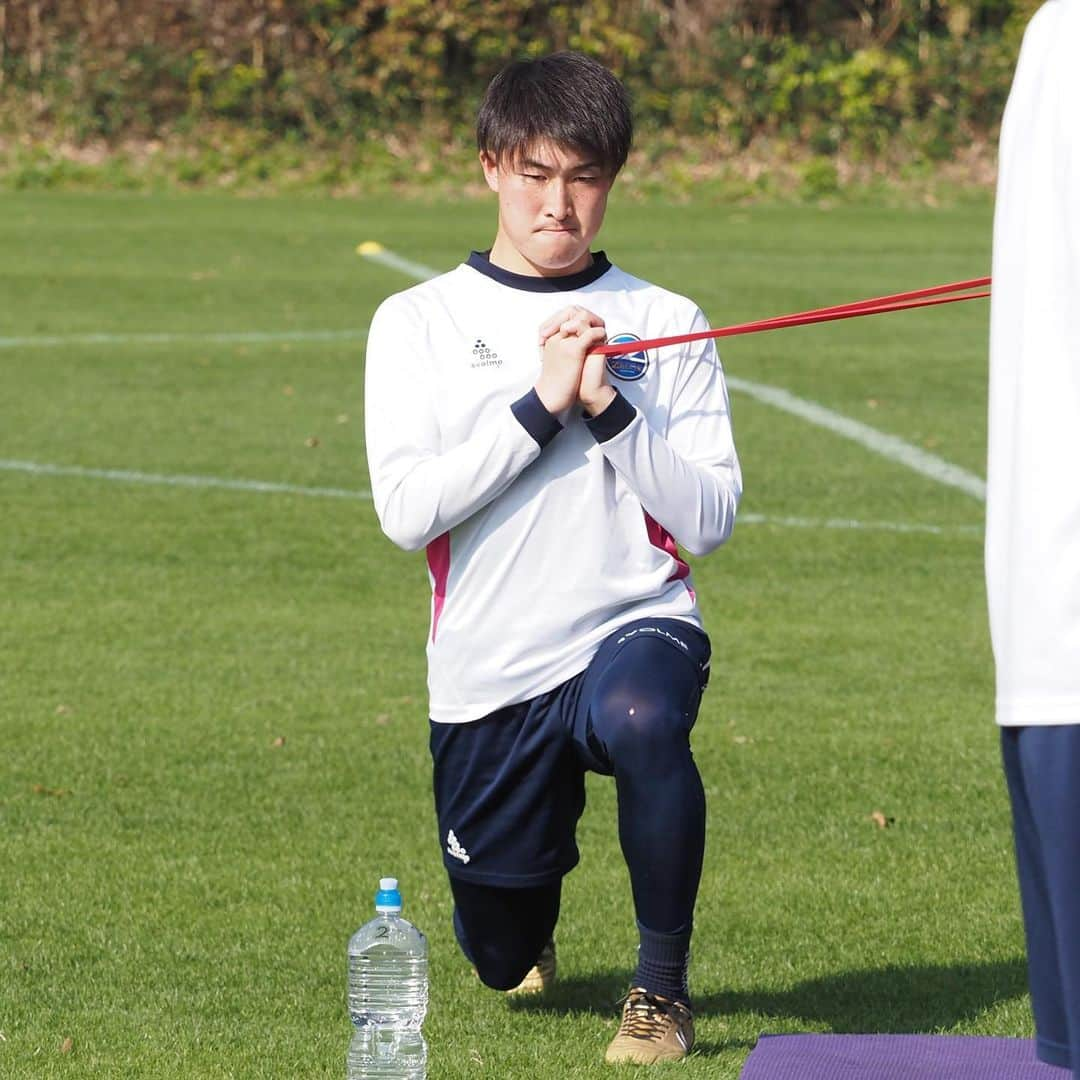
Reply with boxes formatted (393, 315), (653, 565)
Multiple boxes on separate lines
(466, 250), (612, 292)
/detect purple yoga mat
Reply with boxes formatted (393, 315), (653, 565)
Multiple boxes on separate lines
(738, 1034), (1064, 1079)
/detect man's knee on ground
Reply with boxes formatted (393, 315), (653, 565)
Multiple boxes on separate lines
(451, 878), (561, 992)
(467, 941), (536, 991)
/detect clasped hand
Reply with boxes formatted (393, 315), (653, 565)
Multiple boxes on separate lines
(534, 305), (616, 417)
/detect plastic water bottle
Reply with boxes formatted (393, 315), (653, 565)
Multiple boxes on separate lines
(347, 877), (429, 1079)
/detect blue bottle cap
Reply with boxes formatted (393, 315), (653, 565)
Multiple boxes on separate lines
(375, 877), (402, 912)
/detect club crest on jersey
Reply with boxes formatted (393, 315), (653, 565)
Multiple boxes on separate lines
(604, 333), (649, 381)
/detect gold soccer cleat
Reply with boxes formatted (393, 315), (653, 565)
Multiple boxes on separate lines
(605, 987), (694, 1065)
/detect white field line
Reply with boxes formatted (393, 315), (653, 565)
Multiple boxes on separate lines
(0, 459), (370, 501)
(358, 244), (987, 504)
(725, 377), (986, 502)
(0, 457), (977, 536)
(355, 241), (443, 282)
(739, 512), (980, 537)
(0, 328), (367, 349)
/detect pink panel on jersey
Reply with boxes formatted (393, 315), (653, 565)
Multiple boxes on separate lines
(643, 512), (691, 585)
(426, 532), (451, 642)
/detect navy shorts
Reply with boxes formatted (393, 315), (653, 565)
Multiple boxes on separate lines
(429, 617), (711, 888)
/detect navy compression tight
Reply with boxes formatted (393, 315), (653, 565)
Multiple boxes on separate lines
(452, 626), (708, 993)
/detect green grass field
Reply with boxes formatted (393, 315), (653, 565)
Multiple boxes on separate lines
(0, 190), (1025, 1078)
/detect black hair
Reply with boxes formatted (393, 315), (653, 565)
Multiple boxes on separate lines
(476, 52), (633, 176)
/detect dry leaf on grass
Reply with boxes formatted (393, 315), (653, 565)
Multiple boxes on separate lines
(271, 736), (286, 748)
(870, 810), (895, 828)
(60, 1037), (73, 1054)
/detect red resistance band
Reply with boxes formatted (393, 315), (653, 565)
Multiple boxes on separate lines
(591, 276), (991, 357)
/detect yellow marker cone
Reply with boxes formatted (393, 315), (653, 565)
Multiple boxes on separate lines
(356, 241), (384, 256)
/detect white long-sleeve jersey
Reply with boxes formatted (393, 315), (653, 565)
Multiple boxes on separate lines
(365, 252), (741, 723)
(986, 0), (1080, 727)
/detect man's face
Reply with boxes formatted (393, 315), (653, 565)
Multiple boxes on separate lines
(481, 141), (614, 276)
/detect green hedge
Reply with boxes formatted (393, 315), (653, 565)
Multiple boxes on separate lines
(0, 1), (1040, 162)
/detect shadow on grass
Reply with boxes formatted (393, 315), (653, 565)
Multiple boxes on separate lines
(510, 958), (1030, 1058)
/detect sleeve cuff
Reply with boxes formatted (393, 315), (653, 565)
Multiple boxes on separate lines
(584, 389), (636, 443)
(511, 388), (563, 448)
